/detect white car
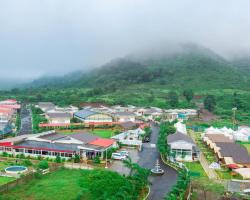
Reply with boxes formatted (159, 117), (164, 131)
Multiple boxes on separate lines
(118, 150), (129, 157)
(111, 153), (127, 160)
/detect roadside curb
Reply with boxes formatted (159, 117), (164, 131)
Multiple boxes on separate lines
(142, 185), (150, 200)
(160, 154), (179, 171)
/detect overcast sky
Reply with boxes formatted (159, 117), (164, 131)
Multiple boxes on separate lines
(1, 0), (250, 80)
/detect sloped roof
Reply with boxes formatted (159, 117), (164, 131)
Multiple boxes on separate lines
(114, 112), (135, 117)
(216, 142), (250, 164)
(74, 109), (97, 119)
(47, 112), (71, 118)
(70, 132), (99, 143)
(88, 138), (115, 147)
(119, 121), (137, 129)
(204, 134), (234, 143)
(167, 132), (194, 144)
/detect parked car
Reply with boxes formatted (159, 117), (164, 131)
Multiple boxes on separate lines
(111, 153), (127, 160)
(143, 136), (150, 143)
(118, 150), (129, 157)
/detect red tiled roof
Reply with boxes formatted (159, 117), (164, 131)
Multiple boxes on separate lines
(0, 104), (20, 109)
(88, 138), (115, 147)
(0, 142), (12, 146)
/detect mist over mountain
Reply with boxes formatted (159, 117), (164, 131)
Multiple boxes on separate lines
(19, 44), (250, 91)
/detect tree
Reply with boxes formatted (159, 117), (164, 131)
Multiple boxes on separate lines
(183, 90), (194, 102)
(232, 92), (242, 109)
(167, 91), (179, 107)
(204, 95), (216, 112)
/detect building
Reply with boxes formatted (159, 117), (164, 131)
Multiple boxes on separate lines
(167, 132), (199, 162)
(74, 109), (113, 123)
(174, 122), (187, 135)
(203, 134), (234, 150)
(233, 126), (250, 142)
(37, 102), (56, 112)
(215, 142), (250, 168)
(46, 112), (71, 124)
(165, 109), (197, 121)
(0, 131), (117, 159)
(112, 128), (145, 150)
(113, 112), (136, 122)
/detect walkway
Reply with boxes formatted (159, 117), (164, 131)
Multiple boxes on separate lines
(189, 130), (218, 179)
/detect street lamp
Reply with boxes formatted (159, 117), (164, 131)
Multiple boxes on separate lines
(232, 107), (237, 131)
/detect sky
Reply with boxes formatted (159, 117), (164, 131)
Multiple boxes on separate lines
(1, 0), (250, 81)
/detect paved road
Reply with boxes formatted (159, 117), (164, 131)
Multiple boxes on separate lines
(110, 124), (178, 200)
(18, 105), (32, 135)
(138, 124), (178, 200)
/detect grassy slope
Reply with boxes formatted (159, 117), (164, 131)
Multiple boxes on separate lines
(1, 168), (133, 200)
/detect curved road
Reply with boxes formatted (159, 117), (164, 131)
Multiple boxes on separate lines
(138, 124), (178, 200)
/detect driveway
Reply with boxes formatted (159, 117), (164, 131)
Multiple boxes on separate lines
(110, 124), (178, 200)
(138, 124), (178, 200)
(109, 147), (139, 176)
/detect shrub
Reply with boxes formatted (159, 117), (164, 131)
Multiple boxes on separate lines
(22, 159), (33, 167)
(2, 152), (8, 157)
(38, 160), (49, 170)
(73, 154), (80, 163)
(55, 155), (61, 163)
(93, 156), (101, 164)
(37, 155), (42, 160)
(19, 154), (25, 159)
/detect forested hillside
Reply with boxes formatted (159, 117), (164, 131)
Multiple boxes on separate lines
(22, 45), (250, 91)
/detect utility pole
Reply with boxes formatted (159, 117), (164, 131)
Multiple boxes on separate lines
(232, 107), (237, 131)
(105, 148), (108, 169)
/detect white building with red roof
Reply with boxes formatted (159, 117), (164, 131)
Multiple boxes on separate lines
(0, 130), (117, 159)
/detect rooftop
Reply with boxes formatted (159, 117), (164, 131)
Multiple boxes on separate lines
(216, 142), (250, 164)
(167, 132), (195, 144)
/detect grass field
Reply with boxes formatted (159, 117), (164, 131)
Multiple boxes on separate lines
(59, 129), (118, 138)
(0, 176), (16, 186)
(91, 129), (118, 138)
(0, 168), (134, 200)
(184, 162), (207, 179)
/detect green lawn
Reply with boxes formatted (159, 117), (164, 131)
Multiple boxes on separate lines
(1, 168), (136, 200)
(59, 129), (119, 138)
(0, 176), (16, 186)
(184, 162), (207, 179)
(91, 129), (118, 138)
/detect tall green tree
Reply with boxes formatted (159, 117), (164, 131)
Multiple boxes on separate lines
(204, 95), (216, 112)
(167, 91), (179, 107)
(183, 90), (194, 102)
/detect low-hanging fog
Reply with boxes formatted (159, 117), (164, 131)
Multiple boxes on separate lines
(1, 0), (250, 83)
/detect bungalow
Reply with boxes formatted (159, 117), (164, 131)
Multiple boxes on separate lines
(46, 112), (71, 124)
(74, 109), (113, 123)
(215, 142), (250, 168)
(203, 134), (234, 150)
(167, 132), (199, 162)
(0, 131), (117, 159)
